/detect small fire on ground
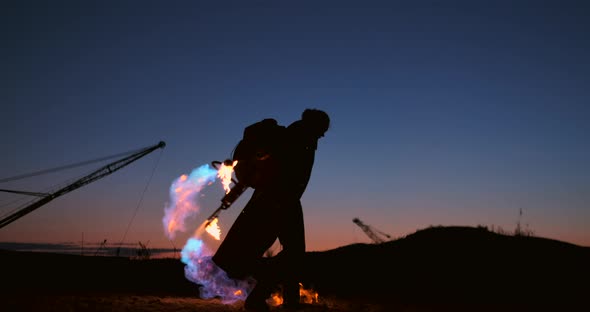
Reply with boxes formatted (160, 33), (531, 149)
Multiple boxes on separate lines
(267, 283), (320, 307)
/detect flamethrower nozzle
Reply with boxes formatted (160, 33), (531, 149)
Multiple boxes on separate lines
(220, 182), (248, 208)
(205, 206), (223, 227)
(204, 180), (249, 227)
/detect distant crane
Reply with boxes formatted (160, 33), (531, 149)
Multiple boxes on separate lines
(353, 217), (392, 244)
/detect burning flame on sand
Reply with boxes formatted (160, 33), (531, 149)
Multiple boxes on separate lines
(267, 283), (320, 307)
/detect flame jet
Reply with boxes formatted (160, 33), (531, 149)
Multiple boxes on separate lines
(162, 160), (253, 303)
(204, 160), (248, 229)
(163, 164), (217, 239)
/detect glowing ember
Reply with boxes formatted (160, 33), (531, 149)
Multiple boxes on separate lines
(267, 292), (283, 306)
(267, 283), (319, 307)
(299, 283), (319, 304)
(205, 218), (221, 240)
(217, 160), (237, 194)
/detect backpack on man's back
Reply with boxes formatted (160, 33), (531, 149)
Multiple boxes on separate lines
(232, 118), (286, 189)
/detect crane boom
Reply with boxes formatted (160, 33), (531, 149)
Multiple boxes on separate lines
(353, 217), (391, 244)
(0, 141), (166, 229)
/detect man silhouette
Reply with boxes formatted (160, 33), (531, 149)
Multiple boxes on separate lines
(212, 109), (330, 311)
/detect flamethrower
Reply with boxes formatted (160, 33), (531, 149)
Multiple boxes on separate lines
(205, 160), (248, 227)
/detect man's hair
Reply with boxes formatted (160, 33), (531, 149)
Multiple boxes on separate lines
(302, 108), (330, 135)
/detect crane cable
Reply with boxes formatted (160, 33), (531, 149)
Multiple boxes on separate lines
(0, 146), (146, 219)
(0, 143), (163, 255)
(0, 147), (145, 184)
(116, 147), (164, 256)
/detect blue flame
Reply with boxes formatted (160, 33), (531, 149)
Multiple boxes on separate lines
(181, 237), (254, 303)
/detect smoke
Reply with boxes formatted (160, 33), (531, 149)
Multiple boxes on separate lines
(163, 164), (217, 239)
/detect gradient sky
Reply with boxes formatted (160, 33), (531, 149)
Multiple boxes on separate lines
(1, 1), (589, 252)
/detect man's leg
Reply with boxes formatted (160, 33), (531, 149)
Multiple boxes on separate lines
(212, 190), (278, 279)
(213, 190), (282, 311)
(244, 247), (289, 311)
(277, 199), (306, 307)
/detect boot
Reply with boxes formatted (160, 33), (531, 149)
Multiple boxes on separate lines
(244, 282), (272, 312)
(280, 282), (300, 310)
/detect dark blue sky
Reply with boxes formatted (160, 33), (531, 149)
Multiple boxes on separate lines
(1, 1), (589, 251)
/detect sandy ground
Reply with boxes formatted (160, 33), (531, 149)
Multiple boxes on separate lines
(3, 292), (546, 312)
(3, 294), (400, 312)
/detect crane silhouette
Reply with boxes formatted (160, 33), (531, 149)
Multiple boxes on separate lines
(353, 218), (391, 244)
(0, 141), (165, 229)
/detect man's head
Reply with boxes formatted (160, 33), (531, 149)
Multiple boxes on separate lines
(301, 108), (330, 139)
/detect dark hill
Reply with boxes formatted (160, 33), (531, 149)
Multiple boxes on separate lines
(0, 250), (197, 296)
(301, 226), (590, 305)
